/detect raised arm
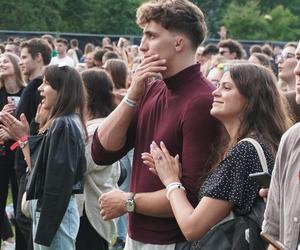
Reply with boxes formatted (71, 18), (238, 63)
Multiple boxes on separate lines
(96, 54), (167, 151)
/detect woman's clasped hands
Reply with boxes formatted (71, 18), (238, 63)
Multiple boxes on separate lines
(142, 141), (182, 187)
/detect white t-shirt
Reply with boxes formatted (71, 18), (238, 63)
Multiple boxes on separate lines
(50, 55), (75, 67)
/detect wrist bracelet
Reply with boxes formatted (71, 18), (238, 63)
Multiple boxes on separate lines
(10, 136), (29, 151)
(166, 182), (186, 200)
(123, 95), (137, 108)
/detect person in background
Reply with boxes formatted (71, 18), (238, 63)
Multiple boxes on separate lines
(14, 38), (52, 250)
(94, 49), (108, 69)
(218, 39), (244, 60)
(103, 58), (128, 104)
(249, 44), (262, 55)
(102, 37), (112, 49)
(0, 52), (25, 248)
(50, 38), (75, 67)
(102, 51), (120, 65)
(76, 69), (118, 250)
(261, 43), (278, 76)
(80, 43), (95, 63)
(70, 39), (83, 62)
(41, 35), (57, 58)
(0, 65), (87, 249)
(248, 52), (272, 69)
(102, 58), (133, 250)
(277, 42), (298, 92)
(84, 52), (96, 69)
(261, 40), (300, 250)
(5, 42), (20, 57)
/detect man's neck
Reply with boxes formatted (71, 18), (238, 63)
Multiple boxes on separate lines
(162, 53), (195, 79)
(29, 66), (44, 81)
(58, 52), (67, 59)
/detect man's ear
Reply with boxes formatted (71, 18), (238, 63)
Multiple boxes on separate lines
(174, 36), (184, 52)
(229, 52), (237, 60)
(34, 52), (43, 63)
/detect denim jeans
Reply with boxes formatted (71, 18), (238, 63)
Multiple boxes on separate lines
(29, 196), (79, 250)
(117, 149), (134, 241)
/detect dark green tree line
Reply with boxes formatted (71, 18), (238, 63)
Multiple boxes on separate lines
(0, 0), (298, 41)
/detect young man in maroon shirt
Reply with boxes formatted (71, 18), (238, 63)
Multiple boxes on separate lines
(92, 0), (220, 249)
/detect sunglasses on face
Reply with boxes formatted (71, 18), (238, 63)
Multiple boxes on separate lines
(219, 50), (230, 55)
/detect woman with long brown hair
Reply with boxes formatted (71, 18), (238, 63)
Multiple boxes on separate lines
(0, 65), (86, 249)
(143, 63), (293, 248)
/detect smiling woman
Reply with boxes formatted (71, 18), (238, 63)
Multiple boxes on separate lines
(145, 63), (294, 249)
(0, 52), (25, 247)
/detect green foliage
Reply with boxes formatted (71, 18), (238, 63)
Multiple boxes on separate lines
(222, 0), (300, 41)
(265, 5), (300, 41)
(0, 0), (142, 35)
(222, 1), (268, 40)
(0, 0), (298, 40)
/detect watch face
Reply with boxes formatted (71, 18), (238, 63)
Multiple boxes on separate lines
(125, 199), (135, 212)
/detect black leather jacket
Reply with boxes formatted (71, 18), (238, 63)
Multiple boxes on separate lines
(26, 114), (86, 246)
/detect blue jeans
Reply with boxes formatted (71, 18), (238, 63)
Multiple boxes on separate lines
(29, 196), (79, 250)
(117, 149), (133, 241)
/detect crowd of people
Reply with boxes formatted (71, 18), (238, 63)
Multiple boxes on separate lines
(0, 0), (299, 249)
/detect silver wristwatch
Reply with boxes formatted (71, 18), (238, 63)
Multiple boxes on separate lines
(125, 193), (136, 212)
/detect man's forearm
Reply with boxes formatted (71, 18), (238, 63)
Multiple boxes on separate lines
(134, 189), (174, 218)
(98, 100), (135, 151)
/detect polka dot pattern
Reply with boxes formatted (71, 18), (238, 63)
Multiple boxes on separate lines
(199, 140), (274, 215)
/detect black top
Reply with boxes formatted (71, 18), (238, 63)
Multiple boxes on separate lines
(15, 76), (43, 122)
(14, 76), (43, 177)
(199, 140), (274, 215)
(0, 87), (24, 159)
(26, 114), (86, 246)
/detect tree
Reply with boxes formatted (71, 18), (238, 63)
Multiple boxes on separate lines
(222, 1), (268, 40)
(222, 0), (300, 41)
(264, 5), (300, 41)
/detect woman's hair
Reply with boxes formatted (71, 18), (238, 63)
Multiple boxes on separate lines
(81, 69), (115, 119)
(228, 64), (292, 155)
(0, 53), (24, 89)
(105, 59), (127, 89)
(42, 65), (86, 136)
(250, 53), (272, 69)
(84, 43), (95, 55)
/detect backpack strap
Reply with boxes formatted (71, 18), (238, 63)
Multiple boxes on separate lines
(240, 138), (268, 173)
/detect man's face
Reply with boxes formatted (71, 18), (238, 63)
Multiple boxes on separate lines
(139, 20), (176, 77)
(219, 47), (235, 60)
(55, 42), (67, 55)
(294, 41), (300, 104)
(5, 44), (18, 55)
(19, 47), (38, 77)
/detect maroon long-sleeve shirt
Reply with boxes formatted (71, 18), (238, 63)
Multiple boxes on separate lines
(92, 64), (220, 244)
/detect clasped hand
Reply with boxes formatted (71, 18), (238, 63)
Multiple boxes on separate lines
(142, 141), (182, 187)
(0, 112), (29, 141)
